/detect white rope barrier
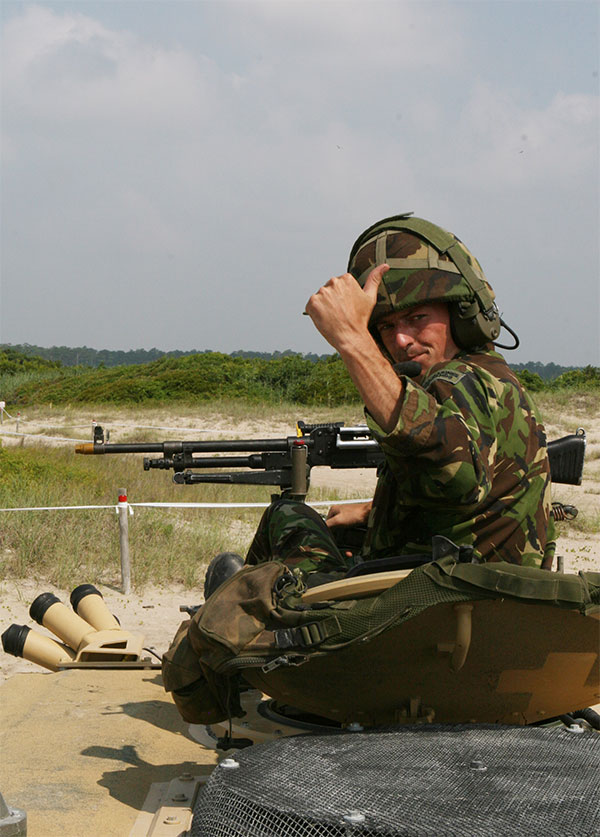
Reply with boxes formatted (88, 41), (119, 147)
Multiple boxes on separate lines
(0, 404), (312, 443)
(41, 423), (224, 432)
(0, 425), (239, 443)
(0, 430), (90, 443)
(0, 504), (118, 512)
(99, 423), (225, 433)
(0, 494), (371, 593)
(0, 498), (370, 513)
(0, 412), (229, 436)
(130, 498), (371, 509)
(0, 406), (374, 593)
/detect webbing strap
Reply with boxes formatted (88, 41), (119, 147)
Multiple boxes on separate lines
(426, 558), (596, 607)
(357, 257), (461, 283)
(397, 218), (495, 313)
(274, 616), (341, 650)
(375, 231), (387, 265)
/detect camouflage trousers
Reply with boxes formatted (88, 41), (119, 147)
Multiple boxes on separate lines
(245, 498), (353, 579)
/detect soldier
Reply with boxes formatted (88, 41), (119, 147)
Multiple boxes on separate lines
(207, 215), (556, 596)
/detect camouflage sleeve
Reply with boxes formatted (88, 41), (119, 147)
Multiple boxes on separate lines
(365, 364), (498, 509)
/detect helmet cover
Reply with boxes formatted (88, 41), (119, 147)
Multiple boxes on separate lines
(347, 215), (496, 333)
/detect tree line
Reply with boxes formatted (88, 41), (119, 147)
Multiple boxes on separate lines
(0, 347), (597, 406)
(0, 343), (330, 368)
(0, 343), (586, 380)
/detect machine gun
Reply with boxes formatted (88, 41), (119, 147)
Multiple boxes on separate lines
(76, 421), (383, 501)
(75, 422), (586, 503)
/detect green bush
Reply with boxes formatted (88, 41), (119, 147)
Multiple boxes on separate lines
(549, 365), (600, 390)
(0, 446), (103, 496)
(0, 348), (61, 375)
(3, 346), (598, 407)
(6, 352), (361, 407)
(515, 369), (545, 392)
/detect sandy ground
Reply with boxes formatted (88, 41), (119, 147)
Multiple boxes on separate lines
(1, 503), (597, 685)
(1, 405), (598, 683)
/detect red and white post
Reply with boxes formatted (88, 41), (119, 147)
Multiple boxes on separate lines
(117, 488), (131, 594)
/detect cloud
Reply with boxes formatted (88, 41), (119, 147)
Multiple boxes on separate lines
(2, 2), (465, 130)
(1, 3), (597, 363)
(2, 5), (225, 129)
(447, 82), (598, 189)
(2, 3), (433, 256)
(224, 0), (466, 70)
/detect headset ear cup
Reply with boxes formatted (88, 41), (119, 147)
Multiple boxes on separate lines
(449, 303), (470, 349)
(450, 302), (501, 350)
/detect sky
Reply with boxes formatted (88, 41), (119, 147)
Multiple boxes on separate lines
(1, 0), (598, 365)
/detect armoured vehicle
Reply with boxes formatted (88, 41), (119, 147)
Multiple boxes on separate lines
(1, 421), (598, 836)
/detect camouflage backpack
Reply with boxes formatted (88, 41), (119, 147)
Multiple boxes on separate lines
(162, 559), (600, 727)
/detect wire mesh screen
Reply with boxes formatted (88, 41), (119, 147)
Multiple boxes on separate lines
(191, 724), (600, 836)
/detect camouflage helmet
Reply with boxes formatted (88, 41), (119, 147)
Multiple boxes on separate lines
(348, 214), (501, 350)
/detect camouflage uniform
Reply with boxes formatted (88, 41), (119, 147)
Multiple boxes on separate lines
(364, 349), (556, 568)
(246, 348), (555, 574)
(247, 216), (555, 574)
(351, 216), (555, 569)
(246, 497), (349, 577)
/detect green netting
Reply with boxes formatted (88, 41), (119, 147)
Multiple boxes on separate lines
(317, 566), (476, 649)
(280, 561), (600, 653)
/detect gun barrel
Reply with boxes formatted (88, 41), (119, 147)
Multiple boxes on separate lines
(180, 439), (290, 453)
(76, 442), (165, 455)
(76, 438), (292, 455)
(75, 444), (95, 455)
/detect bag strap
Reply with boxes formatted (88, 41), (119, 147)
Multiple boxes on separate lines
(274, 616), (342, 650)
(425, 557), (596, 608)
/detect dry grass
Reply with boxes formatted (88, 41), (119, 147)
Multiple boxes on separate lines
(0, 401), (365, 590)
(1, 395), (597, 589)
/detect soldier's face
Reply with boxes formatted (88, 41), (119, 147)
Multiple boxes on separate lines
(375, 302), (459, 373)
